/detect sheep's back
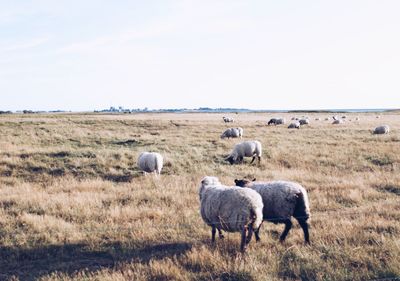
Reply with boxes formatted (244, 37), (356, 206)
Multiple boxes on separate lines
(251, 181), (310, 222)
(200, 186), (263, 232)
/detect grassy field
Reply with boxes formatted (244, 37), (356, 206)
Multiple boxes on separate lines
(0, 112), (399, 281)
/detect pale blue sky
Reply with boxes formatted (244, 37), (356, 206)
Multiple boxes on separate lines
(1, 0), (399, 111)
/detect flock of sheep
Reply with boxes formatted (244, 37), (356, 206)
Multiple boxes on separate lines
(136, 114), (391, 252)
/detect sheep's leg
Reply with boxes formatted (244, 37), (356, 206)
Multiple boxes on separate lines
(297, 218), (310, 244)
(279, 219), (293, 242)
(254, 223), (263, 242)
(211, 226), (216, 243)
(240, 227), (248, 252)
(217, 228), (224, 239)
(257, 155), (261, 163)
(246, 225), (254, 244)
(250, 156), (256, 164)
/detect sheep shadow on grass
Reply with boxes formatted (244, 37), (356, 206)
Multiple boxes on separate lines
(0, 241), (192, 281)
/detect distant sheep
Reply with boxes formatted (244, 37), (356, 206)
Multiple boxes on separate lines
(373, 125), (390, 134)
(332, 119), (344, 124)
(288, 122), (300, 129)
(220, 127), (243, 139)
(225, 140), (262, 165)
(234, 178), (310, 244)
(315, 118), (321, 121)
(267, 117), (285, 125)
(332, 116), (339, 121)
(223, 116), (234, 123)
(137, 152), (163, 175)
(299, 119), (309, 125)
(199, 176), (263, 252)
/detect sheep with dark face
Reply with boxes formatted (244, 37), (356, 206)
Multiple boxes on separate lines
(223, 116), (234, 123)
(288, 122), (300, 129)
(225, 140), (262, 165)
(199, 176), (263, 252)
(373, 125), (390, 134)
(299, 119), (309, 125)
(268, 118), (285, 125)
(220, 127), (243, 139)
(332, 119), (344, 124)
(234, 178), (311, 244)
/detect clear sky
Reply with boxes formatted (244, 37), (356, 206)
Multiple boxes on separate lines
(1, 0), (399, 111)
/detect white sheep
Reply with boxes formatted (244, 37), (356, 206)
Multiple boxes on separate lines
(234, 178), (310, 244)
(137, 152), (163, 175)
(223, 116), (234, 123)
(225, 140), (262, 165)
(299, 119), (309, 125)
(332, 119), (344, 124)
(373, 125), (390, 134)
(220, 127), (243, 139)
(267, 117), (285, 125)
(288, 122), (300, 129)
(199, 176), (263, 252)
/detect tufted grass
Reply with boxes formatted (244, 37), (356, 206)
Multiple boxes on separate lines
(0, 112), (399, 281)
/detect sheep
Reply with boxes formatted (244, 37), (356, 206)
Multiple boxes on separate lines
(199, 176), (263, 252)
(315, 118), (321, 121)
(268, 117), (285, 125)
(220, 127), (243, 139)
(225, 140), (262, 165)
(223, 116), (234, 123)
(332, 119), (344, 124)
(137, 152), (163, 175)
(299, 118), (309, 125)
(324, 118), (330, 121)
(288, 122), (300, 129)
(332, 116), (339, 121)
(234, 178), (310, 244)
(373, 125), (390, 134)
(355, 117), (360, 121)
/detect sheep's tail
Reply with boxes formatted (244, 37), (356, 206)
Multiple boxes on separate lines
(155, 155), (163, 174)
(294, 190), (310, 220)
(250, 206), (263, 230)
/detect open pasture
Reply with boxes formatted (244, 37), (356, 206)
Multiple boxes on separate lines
(0, 112), (399, 281)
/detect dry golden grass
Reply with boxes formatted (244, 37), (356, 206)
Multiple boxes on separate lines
(0, 112), (399, 281)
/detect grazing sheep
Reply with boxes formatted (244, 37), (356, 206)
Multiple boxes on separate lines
(332, 119), (344, 124)
(342, 116), (346, 119)
(234, 178), (310, 244)
(373, 125), (390, 134)
(288, 122), (300, 129)
(332, 116), (339, 121)
(267, 117), (285, 125)
(355, 117), (360, 121)
(315, 118), (321, 121)
(220, 127), (243, 139)
(299, 119), (309, 125)
(137, 152), (163, 175)
(199, 176), (263, 252)
(225, 140), (262, 165)
(223, 116), (234, 123)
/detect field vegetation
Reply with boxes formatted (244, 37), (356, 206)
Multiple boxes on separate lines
(0, 112), (399, 281)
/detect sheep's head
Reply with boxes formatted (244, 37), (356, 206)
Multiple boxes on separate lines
(234, 178), (256, 187)
(225, 155), (236, 165)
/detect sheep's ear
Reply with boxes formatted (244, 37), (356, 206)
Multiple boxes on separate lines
(252, 178), (256, 182)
